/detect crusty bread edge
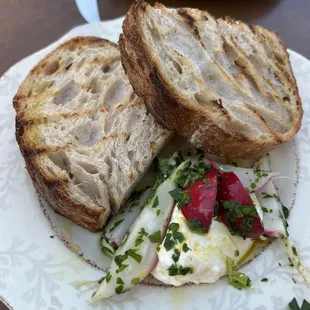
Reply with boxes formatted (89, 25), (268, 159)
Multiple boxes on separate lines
(14, 37), (119, 232)
(119, 0), (303, 158)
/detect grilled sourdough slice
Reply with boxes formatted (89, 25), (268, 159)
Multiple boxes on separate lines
(119, 1), (303, 158)
(14, 36), (171, 231)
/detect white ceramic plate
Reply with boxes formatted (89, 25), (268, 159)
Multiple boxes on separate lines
(1, 17), (310, 310)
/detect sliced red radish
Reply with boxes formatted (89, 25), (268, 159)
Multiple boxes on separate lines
(181, 168), (218, 233)
(217, 171), (264, 238)
(214, 163), (280, 193)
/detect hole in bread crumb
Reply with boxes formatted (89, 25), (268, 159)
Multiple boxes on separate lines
(103, 157), (113, 176)
(102, 64), (111, 73)
(77, 57), (86, 70)
(48, 150), (70, 173)
(45, 61), (59, 76)
(72, 122), (102, 146)
(63, 57), (74, 71)
(194, 92), (208, 106)
(53, 81), (79, 105)
(171, 59), (183, 75)
(88, 78), (102, 94)
(77, 162), (99, 174)
(78, 94), (89, 104)
(129, 92), (135, 102)
(85, 68), (94, 77)
(72, 174), (101, 204)
(33, 81), (54, 95)
(128, 150), (134, 161)
(91, 111), (100, 121)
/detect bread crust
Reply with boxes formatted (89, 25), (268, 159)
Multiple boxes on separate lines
(119, 1), (303, 158)
(14, 37), (115, 231)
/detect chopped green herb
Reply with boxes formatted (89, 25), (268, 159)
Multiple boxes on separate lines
(148, 230), (161, 243)
(187, 219), (206, 234)
(172, 249), (180, 263)
(240, 217), (255, 232)
(178, 191), (191, 209)
(278, 262), (282, 266)
(100, 235), (116, 259)
(127, 249), (142, 263)
(201, 176), (210, 183)
(250, 182), (256, 189)
(261, 207), (270, 213)
(169, 188), (191, 209)
(289, 298), (300, 310)
(226, 257), (251, 290)
(131, 278), (140, 285)
(179, 266), (193, 276)
(109, 219), (124, 233)
(163, 224), (185, 250)
(167, 264), (179, 276)
(222, 200), (257, 217)
(222, 200), (259, 238)
(50, 235), (54, 239)
(302, 299), (310, 310)
(169, 223), (180, 232)
(155, 157), (178, 183)
(163, 233), (174, 251)
(115, 285), (124, 294)
(152, 196), (159, 208)
(116, 264), (128, 273)
(235, 250), (240, 257)
(274, 194), (281, 202)
(156, 209), (161, 217)
(292, 278), (297, 284)
(261, 278), (268, 282)
(177, 161), (211, 188)
(106, 272), (112, 283)
(173, 231), (185, 243)
(115, 253), (129, 273)
(254, 167), (262, 178)
(292, 245), (298, 256)
(183, 243), (190, 253)
(262, 192), (274, 199)
(135, 228), (148, 247)
(262, 173), (269, 177)
(169, 188), (183, 201)
(213, 201), (219, 218)
(116, 277), (124, 285)
(98, 277), (104, 284)
(282, 205), (290, 219)
(167, 263), (193, 276)
(120, 231), (130, 247)
(289, 298), (310, 310)
(130, 200), (140, 209)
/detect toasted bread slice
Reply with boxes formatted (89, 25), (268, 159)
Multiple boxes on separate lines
(14, 36), (171, 231)
(119, 1), (303, 158)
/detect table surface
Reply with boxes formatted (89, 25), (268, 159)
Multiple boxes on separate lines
(0, 0), (309, 308)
